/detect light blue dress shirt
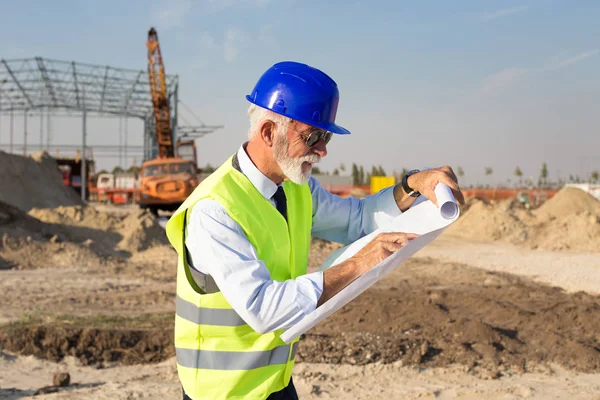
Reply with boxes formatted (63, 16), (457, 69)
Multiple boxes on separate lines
(185, 144), (402, 334)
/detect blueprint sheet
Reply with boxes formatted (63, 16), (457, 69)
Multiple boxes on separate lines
(281, 183), (460, 344)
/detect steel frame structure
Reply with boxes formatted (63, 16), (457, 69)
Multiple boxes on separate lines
(0, 57), (222, 201)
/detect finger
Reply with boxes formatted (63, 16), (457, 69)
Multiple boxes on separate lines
(446, 169), (458, 184)
(439, 175), (460, 192)
(453, 188), (465, 205)
(438, 175), (464, 205)
(402, 233), (419, 240)
(378, 232), (418, 243)
(378, 232), (409, 242)
(383, 241), (404, 254)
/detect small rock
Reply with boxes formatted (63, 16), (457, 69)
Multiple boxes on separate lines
(49, 235), (62, 243)
(311, 385), (322, 395)
(53, 372), (70, 387)
(420, 342), (429, 357)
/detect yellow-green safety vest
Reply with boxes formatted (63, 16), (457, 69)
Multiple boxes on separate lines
(165, 154), (312, 400)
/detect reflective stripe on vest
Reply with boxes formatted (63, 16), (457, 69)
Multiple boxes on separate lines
(176, 296), (246, 326)
(176, 341), (299, 370)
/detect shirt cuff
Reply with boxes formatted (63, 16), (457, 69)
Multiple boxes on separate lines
(376, 185), (403, 219)
(294, 271), (324, 316)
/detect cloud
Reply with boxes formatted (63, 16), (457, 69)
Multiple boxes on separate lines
(223, 27), (247, 62)
(478, 48), (598, 95)
(479, 68), (530, 94)
(546, 49), (599, 71)
(481, 5), (529, 21)
(151, 0), (192, 30)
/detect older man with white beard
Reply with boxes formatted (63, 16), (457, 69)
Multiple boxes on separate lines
(166, 61), (464, 400)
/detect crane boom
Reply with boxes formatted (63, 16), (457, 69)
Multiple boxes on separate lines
(146, 27), (174, 158)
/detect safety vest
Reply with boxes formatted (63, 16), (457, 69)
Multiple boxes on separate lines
(165, 154), (312, 400)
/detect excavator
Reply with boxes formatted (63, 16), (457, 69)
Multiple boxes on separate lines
(136, 28), (199, 215)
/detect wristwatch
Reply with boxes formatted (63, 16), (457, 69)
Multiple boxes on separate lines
(402, 169), (421, 197)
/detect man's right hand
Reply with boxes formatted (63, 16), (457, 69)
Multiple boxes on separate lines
(349, 232), (419, 275)
(318, 232), (418, 306)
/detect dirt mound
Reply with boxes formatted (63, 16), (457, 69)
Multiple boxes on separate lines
(303, 259), (600, 374)
(0, 201), (104, 270)
(1, 202), (168, 270)
(0, 324), (173, 366)
(0, 151), (82, 212)
(444, 188), (600, 252)
(536, 186), (600, 218)
(444, 199), (533, 245)
(118, 209), (169, 253)
(29, 206), (169, 255)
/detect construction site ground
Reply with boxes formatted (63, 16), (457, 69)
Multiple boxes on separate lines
(1, 153), (600, 399)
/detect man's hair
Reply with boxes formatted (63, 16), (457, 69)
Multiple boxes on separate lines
(247, 104), (291, 139)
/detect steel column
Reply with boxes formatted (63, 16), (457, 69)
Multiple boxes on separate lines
(81, 110), (87, 202)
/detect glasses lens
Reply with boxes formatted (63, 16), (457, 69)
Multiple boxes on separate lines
(306, 130), (331, 147)
(306, 131), (320, 147)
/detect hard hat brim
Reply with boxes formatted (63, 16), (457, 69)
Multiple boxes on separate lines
(246, 95), (351, 135)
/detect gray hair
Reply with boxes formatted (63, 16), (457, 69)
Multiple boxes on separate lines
(247, 104), (291, 140)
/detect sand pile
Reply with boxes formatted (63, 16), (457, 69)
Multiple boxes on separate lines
(1, 202), (168, 270)
(530, 187), (600, 251)
(444, 187), (600, 252)
(444, 199), (534, 245)
(0, 201), (102, 270)
(29, 206), (169, 255)
(117, 209), (169, 252)
(0, 150), (82, 212)
(536, 186), (600, 218)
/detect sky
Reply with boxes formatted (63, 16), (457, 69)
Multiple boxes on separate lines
(0, 0), (599, 186)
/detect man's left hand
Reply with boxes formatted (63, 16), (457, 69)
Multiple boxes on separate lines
(407, 166), (465, 206)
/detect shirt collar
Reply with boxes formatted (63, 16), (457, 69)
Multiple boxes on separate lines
(236, 142), (279, 200)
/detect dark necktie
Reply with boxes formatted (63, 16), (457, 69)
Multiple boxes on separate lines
(272, 186), (287, 221)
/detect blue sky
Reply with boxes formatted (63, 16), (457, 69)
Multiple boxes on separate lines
(0, 0), (599, 185)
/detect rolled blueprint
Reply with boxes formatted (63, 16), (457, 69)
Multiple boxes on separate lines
(280, 183), (460, 344)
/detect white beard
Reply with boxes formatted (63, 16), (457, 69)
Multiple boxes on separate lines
(273, 133), (321, 185)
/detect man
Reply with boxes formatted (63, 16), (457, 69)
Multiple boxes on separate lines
(166, 61), (464, 400)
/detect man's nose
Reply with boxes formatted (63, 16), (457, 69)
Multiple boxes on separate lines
(311, 139), (328, 158)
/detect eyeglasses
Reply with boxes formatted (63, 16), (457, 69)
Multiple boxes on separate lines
(290, 124), (333, 147)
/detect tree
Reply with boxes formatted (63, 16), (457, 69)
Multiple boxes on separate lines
(312, 166), (322, 175)
(127, 165), (141, 174)
(359, 165), (365, 185)
(112, 166), (124, 174)
(378, 165), (387, 176)
(456, 166), (464, 178)
(351, 163), (360, 185)
(332, 168), (339, 176)
(371, 165), (379, 177)
(339, 163), (346, 173)
(366, 172), (372, 185)
(201, 164), (215, 173)
(591, 170), (599, 183)
(484, 167), (493, 176)
(514, 166), (523, 187)
(539, 162), (548, 187)
(97, 169), (109, 175)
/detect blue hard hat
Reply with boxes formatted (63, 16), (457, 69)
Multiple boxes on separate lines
(246, 61), (350, 135)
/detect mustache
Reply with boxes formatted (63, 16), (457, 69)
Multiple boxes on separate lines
(299, 154), (321, 164)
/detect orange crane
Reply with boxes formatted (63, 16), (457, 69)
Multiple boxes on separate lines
(136, 27), (199, 215)
(146, 27), (174, 158)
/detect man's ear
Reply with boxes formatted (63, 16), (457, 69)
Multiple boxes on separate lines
(260, 120), (276, 147)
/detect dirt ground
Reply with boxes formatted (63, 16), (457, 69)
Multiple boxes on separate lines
(1, 183), (600, 398)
